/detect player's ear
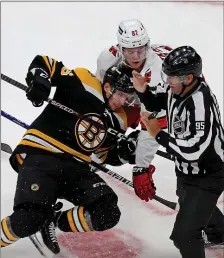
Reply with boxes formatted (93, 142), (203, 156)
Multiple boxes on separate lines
(103, 82), (111, 93)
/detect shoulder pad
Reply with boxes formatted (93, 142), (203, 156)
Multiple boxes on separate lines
(74, 68), (104, 101)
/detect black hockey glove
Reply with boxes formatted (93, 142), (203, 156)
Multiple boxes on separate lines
(25, 68), (51, 107)
(117, 130), (140, 161)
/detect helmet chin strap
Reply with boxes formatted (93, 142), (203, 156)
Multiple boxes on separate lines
(178, 83), (187, 96)
(176, 76), (196, 96)
(172, 76), (187, 96)
(109, 87), (116, 98)
(102, 86), (116, 110)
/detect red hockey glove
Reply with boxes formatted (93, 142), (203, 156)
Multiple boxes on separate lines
(132, 165), (156, 202)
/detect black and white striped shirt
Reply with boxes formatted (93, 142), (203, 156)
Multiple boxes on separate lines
(138, 78), (224, 176)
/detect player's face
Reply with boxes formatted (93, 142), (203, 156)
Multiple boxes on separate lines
(104, 83), (135, 110)
(122, 45), (148, 69)
(108, 90), (135, 111)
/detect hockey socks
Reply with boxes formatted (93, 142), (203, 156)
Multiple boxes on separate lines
(57, 206), (93, 232)
(1, 217), (19, 247)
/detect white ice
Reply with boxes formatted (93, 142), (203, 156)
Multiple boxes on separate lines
(1, 2), (223, 258)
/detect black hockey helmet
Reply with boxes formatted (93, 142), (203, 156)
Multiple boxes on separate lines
(162, 46), (202, 77)
(103, 64), (134, 94)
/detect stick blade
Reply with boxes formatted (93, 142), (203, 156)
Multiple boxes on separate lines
(1, 143), (12, 154)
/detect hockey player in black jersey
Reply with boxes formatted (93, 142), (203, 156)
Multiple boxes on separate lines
(134, 46), (224, 258)
(1, 58), (156, 254)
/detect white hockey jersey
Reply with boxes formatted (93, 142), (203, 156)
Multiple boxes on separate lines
(95, 44), (172, 167)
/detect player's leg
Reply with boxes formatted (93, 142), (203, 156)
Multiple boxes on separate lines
(56, 160), (121, 233)
(1, 154), (60, 248)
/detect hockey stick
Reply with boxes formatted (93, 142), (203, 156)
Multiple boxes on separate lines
(1, 110), (178, 211)
(1, 110), (30, 129)
(90, 160), (178, 210)
(1, 143), (13, 154)
(1, 111), (29, 154)
(1, 111), (47, 255)
(1, 73), (173, 162)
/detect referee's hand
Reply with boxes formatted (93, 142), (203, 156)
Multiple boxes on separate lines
(132, 70), (148, 93)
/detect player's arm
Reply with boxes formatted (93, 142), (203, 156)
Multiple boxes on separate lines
(25, 55), (87, 107)
(135, 84), (168, 112)
(103, 130), (140, 166)
(25, 55), (65, 106)
(26, 55), (65, 84)
(95, 45), (121, 81)
(151, 44), (173, 61)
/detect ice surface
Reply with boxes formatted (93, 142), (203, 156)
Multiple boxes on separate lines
(1, 2), (223, 257)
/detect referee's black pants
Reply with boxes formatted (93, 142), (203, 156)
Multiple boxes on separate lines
(170, 165), (224, 258)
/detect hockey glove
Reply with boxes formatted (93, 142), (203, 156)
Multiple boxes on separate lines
(117, 130), (140, 161)
(132, 165), (156, 202)
(26, 68), (51, 107)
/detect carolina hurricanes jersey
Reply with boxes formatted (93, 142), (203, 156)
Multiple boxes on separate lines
(95, 44), (172, 167)
(9, 55), (141, 172)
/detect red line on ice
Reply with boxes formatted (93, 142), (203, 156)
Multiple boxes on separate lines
(58, 228), (143, 258)
(101, 173), (176, 216)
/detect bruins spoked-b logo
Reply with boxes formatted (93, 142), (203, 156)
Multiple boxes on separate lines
(75, 113), (107, 152)
(173, 115), (185, 135)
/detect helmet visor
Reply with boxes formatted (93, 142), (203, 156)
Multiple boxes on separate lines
(122, 45), (148, 63)
(161, 71), (187, 86)
(111, 89), (136, 106)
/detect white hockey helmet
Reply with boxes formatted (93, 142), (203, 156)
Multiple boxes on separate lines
(117, 19), (150, 49)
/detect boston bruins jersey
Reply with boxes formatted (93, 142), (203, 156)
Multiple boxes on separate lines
(10, 55), (141, 172)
